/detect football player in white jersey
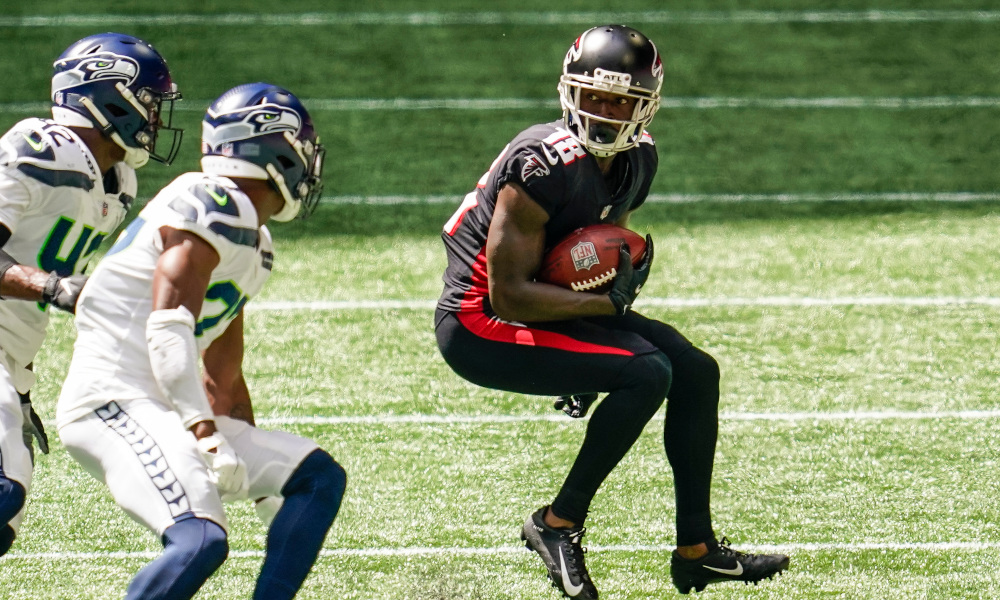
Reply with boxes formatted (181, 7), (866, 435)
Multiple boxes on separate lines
(57, 83), (345, 600)
(0, 32), (182, 557)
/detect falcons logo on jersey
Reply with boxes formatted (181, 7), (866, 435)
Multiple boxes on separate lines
(521, 152), (550, 181)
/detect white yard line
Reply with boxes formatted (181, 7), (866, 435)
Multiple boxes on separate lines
(4, 10), (1000, 27)
(5, 540), (998, 561)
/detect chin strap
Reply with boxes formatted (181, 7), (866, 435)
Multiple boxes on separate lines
(77, 96), (149, 168)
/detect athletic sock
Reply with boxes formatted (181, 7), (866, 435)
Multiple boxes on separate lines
(254, 449), (346, 600)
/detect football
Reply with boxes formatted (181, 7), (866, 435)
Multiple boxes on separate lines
(537, 224), (647, 293)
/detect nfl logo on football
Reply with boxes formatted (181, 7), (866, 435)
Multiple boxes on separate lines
(571, 241), (600, 271)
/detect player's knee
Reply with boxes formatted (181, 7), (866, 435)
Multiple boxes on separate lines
(0, 476), (26, 525)
(284, 449), (347, 513)
(675, 347), (720, 390)
(163, 518), (229, 572)
(0, 524), (15, 556)
(620, 351), (673, 404)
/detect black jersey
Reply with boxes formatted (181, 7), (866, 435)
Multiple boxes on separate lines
(438, 120), (657, 314)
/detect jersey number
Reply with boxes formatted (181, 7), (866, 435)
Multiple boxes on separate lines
(38, 216), (108, 276)
(195, 280), (248, 337)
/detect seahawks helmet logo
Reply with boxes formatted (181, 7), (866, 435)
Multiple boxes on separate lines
(202, 105), (302, 147)
(52, 53), (139, 94)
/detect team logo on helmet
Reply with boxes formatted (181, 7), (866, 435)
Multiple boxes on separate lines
(202, 105), (302, 149)
(651, 43), (663, 79)
(564, 35), (584, 66)
(52, 53), (139, 96)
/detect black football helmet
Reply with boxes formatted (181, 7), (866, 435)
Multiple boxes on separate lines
(558, 25), (663, 157)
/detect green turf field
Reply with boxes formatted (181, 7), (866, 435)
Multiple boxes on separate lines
(3, 2), (1000, 599)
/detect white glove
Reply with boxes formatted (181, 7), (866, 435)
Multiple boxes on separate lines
(196, 432), (249, 502)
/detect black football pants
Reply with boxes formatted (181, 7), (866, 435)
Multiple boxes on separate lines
(435, 308), (719, 546)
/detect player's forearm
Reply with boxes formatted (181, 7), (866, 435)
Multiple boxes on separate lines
(489, 280), (617, 322)
(205, 374), (255, 426)
(0, 249), (50, 301)
(146, 306), (216, 429)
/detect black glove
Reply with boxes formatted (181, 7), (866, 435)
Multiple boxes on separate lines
(553, 393), (599, 419)
(19, 392), (49, 464)
(607, 234), (654, 316)
(41, 272), (87, 314)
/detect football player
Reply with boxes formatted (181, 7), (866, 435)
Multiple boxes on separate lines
(56, 83), (345, 600)
(435, 25), (789, 597)
(0, 32), (182, 557)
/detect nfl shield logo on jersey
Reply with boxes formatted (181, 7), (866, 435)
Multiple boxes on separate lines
(571, 241), (600, 271)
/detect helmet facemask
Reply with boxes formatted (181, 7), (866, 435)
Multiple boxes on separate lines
(559, 70), (660, 157)
(268, 131), (326, 222)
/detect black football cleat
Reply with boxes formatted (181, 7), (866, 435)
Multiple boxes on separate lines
(670, 537), (789, 594)
(521, 506), (599, 599)
(553, 393), (598, 419)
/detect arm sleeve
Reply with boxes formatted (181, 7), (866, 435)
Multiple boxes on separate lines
(146, 305), (214, 429)
(495, 145), (568, 217)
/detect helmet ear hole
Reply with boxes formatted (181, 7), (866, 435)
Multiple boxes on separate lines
(276, 155), (295, 170)
(104, 103), (128, 118)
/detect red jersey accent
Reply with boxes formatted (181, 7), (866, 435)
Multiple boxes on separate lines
(456, 311), (636, 357)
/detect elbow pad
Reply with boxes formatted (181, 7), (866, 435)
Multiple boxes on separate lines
(146, 306), (214, 429)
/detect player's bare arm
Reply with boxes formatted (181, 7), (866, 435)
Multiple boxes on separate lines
(0, 223), (87, 312)
(202, 310), (255, 426)
(486, 182), (617, 322)
(151, 226), (220, 438)
(0, 225), (48, 300)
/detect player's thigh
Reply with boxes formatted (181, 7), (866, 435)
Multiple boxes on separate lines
(585, 311), (695, 360)
(0, 356), (31, 491)
(436, 310), (659, 395)
(214, 416), (318, 500)
(58, 400), (227, 536)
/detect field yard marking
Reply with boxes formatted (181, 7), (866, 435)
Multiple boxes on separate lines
(258, 409), (1000, 426)
(248, 296), (1000, 312)
(5, 541), (999, 561)
(5, 10), (1000, 27)
(7, 97), (1000, 115)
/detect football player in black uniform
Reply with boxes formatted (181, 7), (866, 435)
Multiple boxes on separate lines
(435, 25), (789, 598)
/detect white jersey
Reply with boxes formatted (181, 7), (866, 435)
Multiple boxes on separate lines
(57, 172), (273, 427)
(0, 118), (134, 372)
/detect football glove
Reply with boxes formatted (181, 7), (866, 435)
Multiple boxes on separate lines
(608, 234), (654, 316)
(19, 393), (49, 464)
(41, 272), (88, 314)
(196, 432), (249, 502)
(553, 393), (599, 419)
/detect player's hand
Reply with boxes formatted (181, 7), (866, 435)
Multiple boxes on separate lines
(553, 393), (598, 418)
(41, 272), (88, 314)
(20, 393), (49, 464)
(197, 432), (249, 502)
(608, 234), (654, 316)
